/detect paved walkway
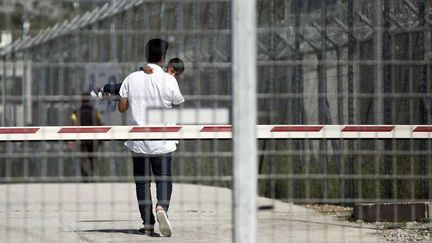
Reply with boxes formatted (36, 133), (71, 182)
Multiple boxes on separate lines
(0, 183), (385, 243)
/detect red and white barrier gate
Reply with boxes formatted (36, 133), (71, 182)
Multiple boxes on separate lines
(0, 125), (431, 141)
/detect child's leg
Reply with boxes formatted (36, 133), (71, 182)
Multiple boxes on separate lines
(114, 83), (122, 96)
(103, 83), (122, 96)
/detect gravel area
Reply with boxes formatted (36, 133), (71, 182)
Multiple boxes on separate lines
(301, 204), (432, 242)
(372, 222), (432, 242)
(302, 204), (353, 219)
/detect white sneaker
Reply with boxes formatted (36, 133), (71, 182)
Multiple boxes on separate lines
(90, 90), (99, 98)
(156, 207), (172, 237)
(90, 89), (105, 100)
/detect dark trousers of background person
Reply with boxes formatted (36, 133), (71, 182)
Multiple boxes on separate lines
(132, 152), (173, 229)
(80, 141), (97, 181)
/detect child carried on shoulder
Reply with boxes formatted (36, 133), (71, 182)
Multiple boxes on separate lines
(91, 57), (185, 100)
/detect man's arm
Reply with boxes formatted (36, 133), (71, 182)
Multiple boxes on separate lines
(168, 75), (185, 106)
(118, 76), (129, 113)
(118, 97), (129, 113)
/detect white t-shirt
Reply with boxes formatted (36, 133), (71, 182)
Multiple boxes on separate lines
(119, 63), (185, 154)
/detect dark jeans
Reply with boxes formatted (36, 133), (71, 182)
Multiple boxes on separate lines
(80, 141), (97, 181)
(132, 152), (173, 229)
(102, 83), (122, 96)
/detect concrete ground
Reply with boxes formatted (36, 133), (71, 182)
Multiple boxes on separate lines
(0, 183), (385, 243)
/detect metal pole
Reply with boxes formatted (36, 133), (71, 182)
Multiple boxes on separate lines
(318, 0), (329, 201)
(98, 21), (104, 63)
(208, 1), (219, 189)
(346, 0), (355, 202)
(232, 0), (257, 242)
(374, 0), (384, 203)
(425, 0), (432, 200)
(408, 32), (415, 200)
(417, 0), (428, 199)
(120, 13), (126, 63)
(191, 0), (202, 204)
(269, 0), (276, 199)
(389, 12), (398, 200)
(2, 55), (6, 126)
(111, 14), (118, 62)
(174, 0), (183, 57)
(293, 0), (302, 202)
(382, 0), (392, 199)
(11, 49), (16, 126)
(374, 0), (384, 125)
(23, 47), (28, 125)
(336, 46), (345, 201)
(133, 7), (139, 61)
(58, 36), (65, 179)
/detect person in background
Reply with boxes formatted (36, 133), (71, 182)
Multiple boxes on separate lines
(70, 93), (102, 182)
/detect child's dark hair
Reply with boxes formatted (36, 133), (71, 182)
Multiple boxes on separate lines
(167, 57), (185, 75)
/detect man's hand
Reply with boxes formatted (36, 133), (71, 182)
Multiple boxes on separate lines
(142, 66), (154, 75)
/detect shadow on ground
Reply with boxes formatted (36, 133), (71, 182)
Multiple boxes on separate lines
(77, 220), (136, 223)
(78, 228), (141, 235)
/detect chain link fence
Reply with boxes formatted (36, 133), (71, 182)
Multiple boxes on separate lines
(1, 0), (432, 242)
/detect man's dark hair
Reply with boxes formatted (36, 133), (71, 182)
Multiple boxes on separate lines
(145, 38), (169, 63)
(167, 57), (185, 75)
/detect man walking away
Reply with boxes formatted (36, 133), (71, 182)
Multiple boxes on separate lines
(118, 38), (184, 237)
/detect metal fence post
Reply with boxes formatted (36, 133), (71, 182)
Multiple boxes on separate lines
(232, 0), (257, 242)
(2, 55), (6, 126)
(346, 0), (355, 202)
